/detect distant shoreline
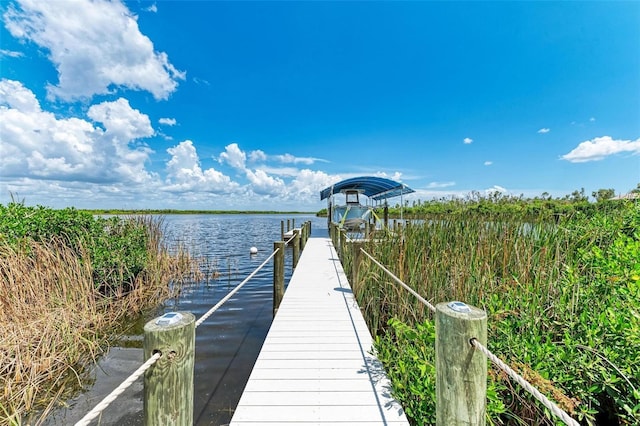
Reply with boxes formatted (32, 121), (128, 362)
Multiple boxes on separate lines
(81, 209), (318, 215)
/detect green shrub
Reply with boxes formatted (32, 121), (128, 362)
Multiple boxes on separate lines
(0, 203), (151, 293)
(353, 200), (639, 425)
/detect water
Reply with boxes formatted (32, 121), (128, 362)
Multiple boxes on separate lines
(42, 213), (327, 426)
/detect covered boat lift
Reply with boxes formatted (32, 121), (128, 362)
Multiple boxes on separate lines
(320, 176), (415, 231)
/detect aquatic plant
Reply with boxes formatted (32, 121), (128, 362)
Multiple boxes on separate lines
(348, 200), (639, 425)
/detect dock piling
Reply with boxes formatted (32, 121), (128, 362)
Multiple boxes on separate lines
(143, 312), (195, 426)
(273, 241), (285, 315)
(436, 301), (487, 426)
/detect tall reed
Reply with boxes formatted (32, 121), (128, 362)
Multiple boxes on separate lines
(0, 215), (199, 424)
(348, 204), (640, 425)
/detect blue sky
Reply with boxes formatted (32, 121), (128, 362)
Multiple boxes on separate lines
(1, 0), (639, 211)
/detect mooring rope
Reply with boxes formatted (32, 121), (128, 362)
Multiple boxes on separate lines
(195, 247), (279, 328)
(74, 352), (161, 426)
(360, 248), (437, 313)
(76, 245), (281, 424)
(470, 338), (580, 426)
(360, 248), (579, 426)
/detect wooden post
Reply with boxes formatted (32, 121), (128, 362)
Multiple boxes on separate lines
(329, 223), (335, 246)
(303, 221), (310, 247)
(351, 241), (365, 291)
(384, 204), (389, 229)
(144, 312), (195, 426)
(300, 221), (307, 250)
(280, 220), (284, 241)
(436, 301), (487, 426)
(339, 229), (346, 261)
(292, 229), (300, 268)
(287, 219), (291, 232)
(273, 241), (285, 315)
(292, 218), (295, 230)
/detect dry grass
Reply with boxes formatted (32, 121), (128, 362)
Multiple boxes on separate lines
(0, 218), (199, 425)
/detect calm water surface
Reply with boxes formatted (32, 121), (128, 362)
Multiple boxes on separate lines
(43, 214), (327, 426)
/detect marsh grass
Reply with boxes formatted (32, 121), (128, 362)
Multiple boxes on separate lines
(0, 214), (199, 425)
(347, 203), (640, 425)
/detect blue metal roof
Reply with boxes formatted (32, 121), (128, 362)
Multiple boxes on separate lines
(320, 176), (415, 201)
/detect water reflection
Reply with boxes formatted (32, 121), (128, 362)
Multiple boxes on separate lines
(43, 214), (326, 426)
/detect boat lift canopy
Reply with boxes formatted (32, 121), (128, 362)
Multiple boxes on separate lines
(320, 176), (415, 202)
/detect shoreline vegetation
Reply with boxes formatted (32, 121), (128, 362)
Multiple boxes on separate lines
(1, 186), (638, 425)
(82, 209), (316, 215)
(0, 203), (200, 425)
(340, 195), (639, 425)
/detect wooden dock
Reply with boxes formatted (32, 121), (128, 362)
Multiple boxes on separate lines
(230, 235), (409, 425)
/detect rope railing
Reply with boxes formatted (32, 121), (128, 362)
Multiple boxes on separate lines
(471, 339), (580, 426)
(358, 246), (579, 426)
(195, 247), (279, 327)
(360, 248), (437, 313)
(74, 234), (290, 426)
(74, 352), (161, 426)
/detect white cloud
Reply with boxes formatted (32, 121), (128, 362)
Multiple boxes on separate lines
(88, 98), (154, 141)
(3, 0), (185, 101)
(374, 171), (403, 182)
(484, 161), (493, 166)
(159, 117), (176, 126)
(218, 143), (247, 170)
(463, 137), (473, 144)
(537, 128), (550, 134)
(427, 181), (455, 189)
(0, 79), (154, 183)
(258, 166), (301, 177)
(274, 153), (320, 165)
(0, 49), (23, 58)
(589, 117), (596, 122)
(485, 185), (507, 195)
(289, 169), (335, 200)
(244, 168), (286, 196)
(561, 136), (640, 163)
(165, 140), (238, 193)
(248, 149), (267, 163)
(0, 78), (40, 112)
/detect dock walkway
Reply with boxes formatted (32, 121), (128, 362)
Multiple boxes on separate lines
(230, 235), (409, 425)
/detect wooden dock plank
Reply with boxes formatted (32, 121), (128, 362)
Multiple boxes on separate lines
(230, 236), (409, 425)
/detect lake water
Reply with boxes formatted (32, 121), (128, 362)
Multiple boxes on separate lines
(42, 213), (328, 426)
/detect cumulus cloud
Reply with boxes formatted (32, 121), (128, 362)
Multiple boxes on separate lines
(218, 143), (247, 170)
(289, 169), (335, 199)
(244, 168), (286, 196)
(484, 161), (493, 166)
(165, 140), (238, 193)
(537, 128), (550, 134)
(463, 137), (473, 144)
(0, 79), (155, 183)
(3, 0), (185, 101)
(374, 171), (403, 182)
(561, 136), (640, 163)
(589, 117), (596, 122)
(248, 149), (267, 163)
(159, 117), (176, 126)
(88, 98), (154, 141)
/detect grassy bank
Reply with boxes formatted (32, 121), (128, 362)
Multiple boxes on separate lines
(0, 203), (198, 424)
(344, 200), (639, 425)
